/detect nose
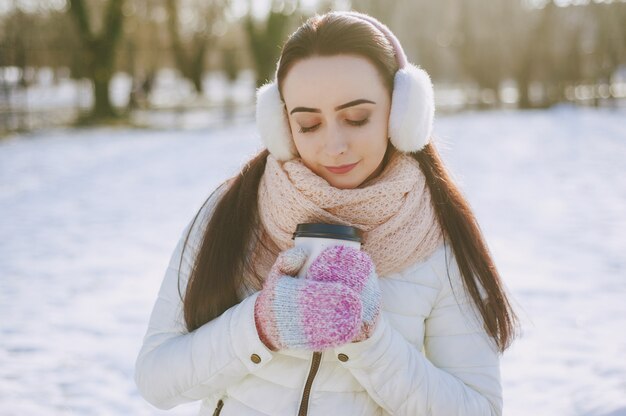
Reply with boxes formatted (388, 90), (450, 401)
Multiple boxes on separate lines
(323, 123), (348, 157)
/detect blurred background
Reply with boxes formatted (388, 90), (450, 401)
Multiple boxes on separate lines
(0, 0), (624, 131)
(0, 1), (625, 415)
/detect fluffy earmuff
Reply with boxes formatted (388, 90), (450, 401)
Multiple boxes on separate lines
(256, 82), (297, 161)
(255, 12), (435, 161)
(388, 64), (435, 153)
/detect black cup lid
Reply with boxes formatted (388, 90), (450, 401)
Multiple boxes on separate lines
(292, 223), (362, 243)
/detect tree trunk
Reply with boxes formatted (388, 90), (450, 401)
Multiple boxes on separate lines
(190, 38), (208, 94)
(93, 66), (115, 117)
(244, 8), (291, 88)
(68, 0), (124, 122)
(165, 0), (219, 95)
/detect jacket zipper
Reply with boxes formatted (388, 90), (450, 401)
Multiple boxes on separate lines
(212, 399), (223, 416)
(297, 351), (322, 416)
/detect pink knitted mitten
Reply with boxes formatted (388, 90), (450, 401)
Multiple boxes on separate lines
(306, 245), (382, 342)
(254, 247), (362, 351)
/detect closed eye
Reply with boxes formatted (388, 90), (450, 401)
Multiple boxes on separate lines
(299, 124), (320, 133)
(347, 118), (369, 127)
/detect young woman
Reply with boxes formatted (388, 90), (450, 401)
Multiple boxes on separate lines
(135, 11), (518, 416)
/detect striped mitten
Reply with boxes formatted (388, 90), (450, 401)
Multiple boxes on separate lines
(254, 247), (362, 351)
(306, 245), (382, 342)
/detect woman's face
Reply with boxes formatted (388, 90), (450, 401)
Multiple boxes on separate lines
(281, 55), (391, 189)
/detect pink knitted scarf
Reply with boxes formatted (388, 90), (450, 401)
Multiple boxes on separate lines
(257, 150), (444, 276)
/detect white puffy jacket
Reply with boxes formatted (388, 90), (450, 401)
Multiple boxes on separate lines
(134, 186), (503, 415)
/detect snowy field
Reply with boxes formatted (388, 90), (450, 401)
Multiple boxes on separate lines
(0, 106), (625, 415)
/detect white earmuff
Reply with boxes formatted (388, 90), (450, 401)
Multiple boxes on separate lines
(388, 64), (434, 153)
(256, 82), (297, 161)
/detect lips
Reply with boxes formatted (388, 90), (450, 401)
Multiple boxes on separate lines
(325, 162), (359, 174)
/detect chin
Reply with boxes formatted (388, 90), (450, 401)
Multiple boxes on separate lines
(326, 175), (364, 189)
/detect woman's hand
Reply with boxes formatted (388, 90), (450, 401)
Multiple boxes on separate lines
(306, 245), (382, 342)
(254, 247), (362, 351)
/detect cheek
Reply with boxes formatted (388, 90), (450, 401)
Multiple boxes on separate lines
(289, 121), (318, 156)
(292, 135), (318, 162)
(371, 111), (389, 135)
(358, 117), (388, 149)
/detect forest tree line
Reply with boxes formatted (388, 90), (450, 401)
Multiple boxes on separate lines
(0, 0), (624, 122)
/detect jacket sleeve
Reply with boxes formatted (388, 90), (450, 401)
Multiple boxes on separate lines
(134, 185), (274, 410)
(333, 245), (503, 415)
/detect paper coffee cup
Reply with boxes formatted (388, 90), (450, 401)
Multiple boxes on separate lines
(292, 223), (362, 278)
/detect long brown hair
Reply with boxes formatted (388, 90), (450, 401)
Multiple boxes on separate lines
(180, 12), (518, 352)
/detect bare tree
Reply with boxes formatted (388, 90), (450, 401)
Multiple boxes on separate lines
(119, 1), (166, 109)
(453, 0), (513, 107)
(165, 0), (230, 94)
(67, 0), (125, 120)
(586, 1), (626, 106)
(244, 0), (298, 87)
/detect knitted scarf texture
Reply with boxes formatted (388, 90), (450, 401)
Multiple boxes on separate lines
(256, 150), (444, 278)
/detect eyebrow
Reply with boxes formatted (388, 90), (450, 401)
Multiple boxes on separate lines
(289, 99), (376, 115)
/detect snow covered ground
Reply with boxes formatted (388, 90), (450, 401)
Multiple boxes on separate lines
(0, 105), (624, 415)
